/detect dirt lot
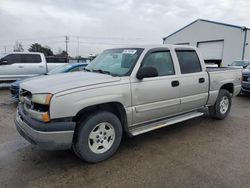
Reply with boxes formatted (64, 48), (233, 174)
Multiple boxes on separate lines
(0, 89), (249, 188)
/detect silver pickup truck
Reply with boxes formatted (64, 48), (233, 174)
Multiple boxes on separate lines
(15, 45), (241, 163)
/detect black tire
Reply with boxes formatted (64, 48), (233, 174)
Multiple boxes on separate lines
(209, 89), (232, 120)
(73, 111), (122, 163)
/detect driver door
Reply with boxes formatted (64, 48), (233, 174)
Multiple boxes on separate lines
(131, 49), (181, 125)
(0, 54), (22, 80)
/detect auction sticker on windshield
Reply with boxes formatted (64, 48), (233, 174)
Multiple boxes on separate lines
(123, 49), (137, 54)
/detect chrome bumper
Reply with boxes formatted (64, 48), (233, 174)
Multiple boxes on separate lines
(241, 82), (250, 93)
(15, 111), (74, 150)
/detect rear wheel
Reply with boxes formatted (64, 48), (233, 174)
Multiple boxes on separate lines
(73, 111), (122, 163)
(209, 89), (232, 120)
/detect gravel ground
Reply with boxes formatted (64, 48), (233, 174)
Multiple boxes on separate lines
(0, 89), (249, 188)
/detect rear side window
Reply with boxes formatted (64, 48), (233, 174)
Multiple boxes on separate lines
(2, 54), (22, 63)
(22, 54), (41, 63)
(176, 50), (202, 74)
(142, 51), (175, 76)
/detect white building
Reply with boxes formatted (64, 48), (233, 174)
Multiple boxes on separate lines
(163, 19), (250, 67)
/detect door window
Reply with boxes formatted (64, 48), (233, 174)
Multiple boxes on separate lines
(176, 50), (202, 74)
(142, 51), (175, 76)
(22, 54), (41, 63)
(2, 54), (22, 64)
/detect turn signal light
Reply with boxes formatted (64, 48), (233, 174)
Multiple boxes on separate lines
(42, 112), (50, 122)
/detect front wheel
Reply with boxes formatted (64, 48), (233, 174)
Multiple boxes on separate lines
(73, 111), (122, 163)
(209, 89), (232, 120)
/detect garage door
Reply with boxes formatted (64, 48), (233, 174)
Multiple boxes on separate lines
(197, 40), (224, 60)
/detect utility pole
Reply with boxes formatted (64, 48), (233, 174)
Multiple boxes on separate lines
(77, 36), (79, 56)
(77, 36), (79, 62)
(65, 36), (69, 59)
(4, 46), (6, 53)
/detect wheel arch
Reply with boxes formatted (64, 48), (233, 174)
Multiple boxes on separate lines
(73, 102), (128, 132)
(220, 83), (234, 95)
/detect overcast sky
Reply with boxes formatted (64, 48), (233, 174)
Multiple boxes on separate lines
(0, 0), (250, 56)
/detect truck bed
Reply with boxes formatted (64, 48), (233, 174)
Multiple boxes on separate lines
(206, 67), (241, 72)
(206, 67), (242, 102)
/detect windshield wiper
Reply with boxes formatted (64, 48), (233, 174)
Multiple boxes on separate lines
(83, 67), (91, 72)
(92, 69), (112, 75)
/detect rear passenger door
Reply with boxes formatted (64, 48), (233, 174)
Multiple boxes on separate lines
(176, 50), (209, 112)
(131, 49), (181, 125)
(21, 54), (45, 76)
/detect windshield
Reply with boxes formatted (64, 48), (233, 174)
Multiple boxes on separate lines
(230, 61), (250, 67)
(47, 64), (73, 75)
(85, 48), (143, 76)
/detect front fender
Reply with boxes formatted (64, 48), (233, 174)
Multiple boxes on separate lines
(49, 84), (131, 119)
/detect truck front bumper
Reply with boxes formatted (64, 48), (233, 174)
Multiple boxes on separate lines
(242, 82), (250, 93)
(15, 106), (76, 150)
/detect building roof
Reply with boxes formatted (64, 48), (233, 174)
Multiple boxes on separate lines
(163, 19), (249, 40)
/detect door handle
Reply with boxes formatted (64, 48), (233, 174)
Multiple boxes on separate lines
(171, 80), (179, 87)
(18, 66), (24, 68)
(199, 78), (205, 83)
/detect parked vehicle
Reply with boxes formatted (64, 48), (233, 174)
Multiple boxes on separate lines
(10, 63), (88, 100)
(15, 45), (241, 163)
(241, 66), (250, 93)
(228, 60), (250, 69)
(0, 52), (68, 82)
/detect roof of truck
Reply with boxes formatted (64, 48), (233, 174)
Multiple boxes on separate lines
(2, 52), (44, 56)
(10, 52), (43, 54)
(108, 44), (197, 51)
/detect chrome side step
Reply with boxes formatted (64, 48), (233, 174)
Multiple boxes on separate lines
(129, 111), (204, 136)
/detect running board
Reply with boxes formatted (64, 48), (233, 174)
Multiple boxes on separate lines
(129, 111), (204, 136)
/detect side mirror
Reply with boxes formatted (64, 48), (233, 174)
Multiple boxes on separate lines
(136, 66), (158, 80)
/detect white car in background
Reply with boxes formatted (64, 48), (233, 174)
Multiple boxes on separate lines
(0, 52), (68, 82)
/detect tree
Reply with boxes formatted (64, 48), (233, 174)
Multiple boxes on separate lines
(13, 41), (24, 52)
(28, 43), (54, 56)
(55, 50), (68, 57)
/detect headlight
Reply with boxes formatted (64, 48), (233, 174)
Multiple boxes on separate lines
(32, 94), (52, 105)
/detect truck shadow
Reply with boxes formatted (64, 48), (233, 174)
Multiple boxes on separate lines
(4, 114), (212, 164)
(1, 114), (232, 186)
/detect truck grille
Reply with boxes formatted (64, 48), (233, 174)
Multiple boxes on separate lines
(20, 89), (32, 99)
(20, 89), (33, 113)
(20, 88), (49, 113)
(242, 75), (250, 82)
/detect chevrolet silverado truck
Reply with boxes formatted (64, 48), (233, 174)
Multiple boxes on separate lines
(15, 45), (241, 163)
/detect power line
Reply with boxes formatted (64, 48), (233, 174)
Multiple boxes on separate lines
(0, 36), (64, 42)
(0, 35), (156, 43)
(68, 35), (153, 41)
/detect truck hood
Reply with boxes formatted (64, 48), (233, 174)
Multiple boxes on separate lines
(20, 72), (121, 94)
